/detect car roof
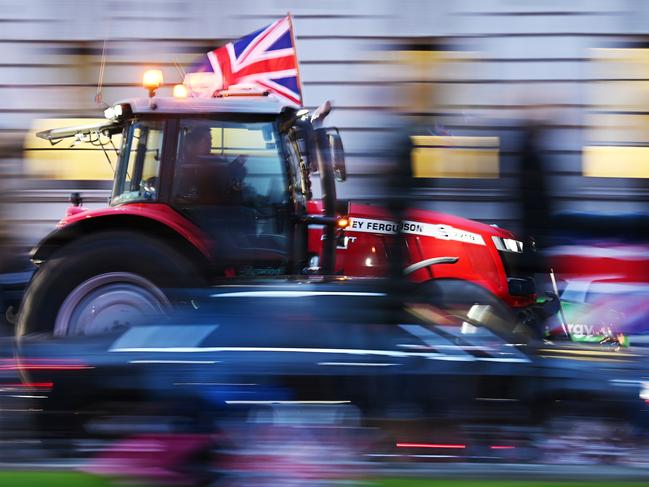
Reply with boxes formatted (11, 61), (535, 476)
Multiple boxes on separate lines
(118, 96), (290, 115)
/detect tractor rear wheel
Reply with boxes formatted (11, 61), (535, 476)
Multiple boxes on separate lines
(17, 231), (202, 338)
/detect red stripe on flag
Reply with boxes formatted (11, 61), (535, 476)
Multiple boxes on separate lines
(255, 79), (301, 106)
(233, 55), (297, 79)
(212, 46), (233, 90)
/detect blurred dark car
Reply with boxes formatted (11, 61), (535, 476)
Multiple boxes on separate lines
(5, 278), (649, 482)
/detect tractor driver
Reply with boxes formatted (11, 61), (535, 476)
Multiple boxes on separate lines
(177, 126), (223, 204)
(183, 126), (213, 160)
(179, 127), (253, 206)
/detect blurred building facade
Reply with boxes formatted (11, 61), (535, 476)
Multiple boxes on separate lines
(3, 0), (649, 245)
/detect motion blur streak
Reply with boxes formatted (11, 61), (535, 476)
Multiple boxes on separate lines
(396, 443), (467, 449)
(224, 400), (352, 405)
(210, 290), (386, 298)
(128, 359), (219, 364)
(0, 363), (92, 370)
(0, 382), (53, 388)
(110, 346), (420, 356)
(317, 362), (398, 366)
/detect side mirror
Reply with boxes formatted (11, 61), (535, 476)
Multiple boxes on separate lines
(331, 131), (346, 182)
(311, 100), (332, 127)
(315, 127), (346, 182)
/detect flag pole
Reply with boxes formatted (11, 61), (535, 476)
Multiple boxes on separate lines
(287, 12), (304, 107)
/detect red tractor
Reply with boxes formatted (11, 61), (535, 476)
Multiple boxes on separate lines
(18, 84), (554, 338)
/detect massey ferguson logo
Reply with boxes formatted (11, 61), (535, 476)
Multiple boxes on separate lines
(346, 217), (485, 246)
(351, 219), (400, 234)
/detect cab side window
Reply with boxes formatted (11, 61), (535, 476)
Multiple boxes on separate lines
(174, 120), (287, 209)
(173, 119), (289, 266)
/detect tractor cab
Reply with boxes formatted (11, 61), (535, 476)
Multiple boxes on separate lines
(36, 94), (346, 275)
(25, 87), (347, 337)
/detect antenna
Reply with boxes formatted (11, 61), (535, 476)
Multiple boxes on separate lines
(95, 20), (111, 107)
(173, 59), (186, 82)
(95, 38), (108, 106)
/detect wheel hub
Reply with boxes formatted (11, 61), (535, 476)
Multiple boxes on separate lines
(54, 272), (170, 336)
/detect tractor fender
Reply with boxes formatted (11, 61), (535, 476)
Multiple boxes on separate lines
(31, 212), (212, 278)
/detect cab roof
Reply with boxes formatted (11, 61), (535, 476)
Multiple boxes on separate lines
(36, 95), (294, 142)
(119, 96), (290, 115)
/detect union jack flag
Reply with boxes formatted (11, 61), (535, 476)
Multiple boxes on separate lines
(183, 15), (303, 106)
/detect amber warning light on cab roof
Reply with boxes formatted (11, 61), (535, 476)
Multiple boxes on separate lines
(142, 69), (163, 97)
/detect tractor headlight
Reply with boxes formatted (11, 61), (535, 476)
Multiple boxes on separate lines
(492, 236), (523, 253)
